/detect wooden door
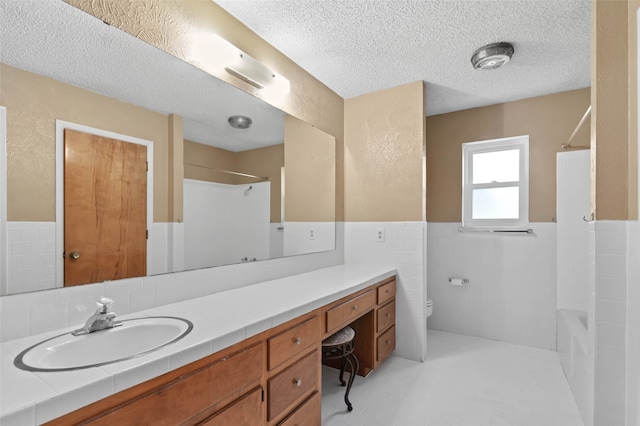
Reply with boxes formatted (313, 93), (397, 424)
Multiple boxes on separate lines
(64, 129), (147, 286)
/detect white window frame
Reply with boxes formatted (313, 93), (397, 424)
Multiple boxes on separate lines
(462, 135), (529, 228)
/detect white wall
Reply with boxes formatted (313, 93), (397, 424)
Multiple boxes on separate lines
(557, 150), (591, 311)
(344, 221), (426, 362)
(427, 223), (557, 350)
(5, 222), (55, 295)
(183, 179), (270, 269)
(592, 221), (627, 426)
(283, 222), (336, 256)
(626, 220), (640, 426)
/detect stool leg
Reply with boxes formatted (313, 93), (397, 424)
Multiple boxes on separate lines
(338, 356), (347, 386)
(343, 353), (359, 412)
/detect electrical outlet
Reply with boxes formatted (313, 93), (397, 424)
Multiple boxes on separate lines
(376, 227), (385, 242)
(309, 228), (316, 240)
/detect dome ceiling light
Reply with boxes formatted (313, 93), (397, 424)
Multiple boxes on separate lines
(471, 42), (514, 70)
(228, 115), (252, 129)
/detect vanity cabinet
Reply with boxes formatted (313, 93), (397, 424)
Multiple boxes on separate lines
(45, 276), (395, 426)
(375, 278), (396, 364)
(199, 386), (263, 426)
(46, 342), (264, 426)
(321, 276), (396, 376)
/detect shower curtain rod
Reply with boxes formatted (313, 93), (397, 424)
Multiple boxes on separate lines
(184, 163), (269, 182)
(458, 227), (533, 234)
(561, 105), (591, 151)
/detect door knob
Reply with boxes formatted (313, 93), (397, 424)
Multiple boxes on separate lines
(70, 251), (80, 260)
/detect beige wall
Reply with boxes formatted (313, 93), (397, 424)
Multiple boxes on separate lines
(1, 64), (171, 222)
(344, 81), (426, 222)
(184, 141), (284, 222)
(426, 88), (591, 223)
(592, 0), (630, 220)
(237, 145), (284, 223)
(66, 0), (345, 222)
(284, 115), (335, 222)
(184, 140), (237, 185)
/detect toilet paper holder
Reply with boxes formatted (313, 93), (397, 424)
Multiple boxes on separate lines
(448, 278), (469, 285)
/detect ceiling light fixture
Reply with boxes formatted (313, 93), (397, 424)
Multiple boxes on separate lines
(228, 115), (252, 129)
(471, 42), (514, 70)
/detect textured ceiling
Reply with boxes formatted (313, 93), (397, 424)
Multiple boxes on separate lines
(215, 0), (591, 116)
(0, 0), (284, 152)
(1, 0), (591, 150)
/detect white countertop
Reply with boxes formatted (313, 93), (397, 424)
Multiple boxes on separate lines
(0, 264), (396, 425)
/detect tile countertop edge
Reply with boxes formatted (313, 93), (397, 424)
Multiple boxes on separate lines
(0, 264), (397, 425)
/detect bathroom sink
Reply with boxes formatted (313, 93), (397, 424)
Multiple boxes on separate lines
(14, 316), (193, 372)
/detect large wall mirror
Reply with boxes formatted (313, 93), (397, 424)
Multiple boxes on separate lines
(0, 1), (336, 295)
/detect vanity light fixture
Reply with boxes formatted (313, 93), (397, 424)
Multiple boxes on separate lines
(189, 34), (290, 95)
(225, 52), (275, 89)
(471, 42), (514, 70)
(228, 115), (252, 129)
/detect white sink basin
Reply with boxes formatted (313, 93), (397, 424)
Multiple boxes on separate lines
(14, 316), (193, 372)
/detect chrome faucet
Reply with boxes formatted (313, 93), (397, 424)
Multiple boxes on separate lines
(72, 297), (122, 336)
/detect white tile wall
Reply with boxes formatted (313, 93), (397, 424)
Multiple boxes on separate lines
(626, 220), (640, 426)
(270, 223), (284, 258)
(0, 223), (344, 342)
(427, 222), (557, 350)
(283, 222), (336, 256)
(557, 150), (590, 312)
(5, 222), (179, 295)
(344, 221), (426, 362)
(593, 221), (627, 426)
(5, 222), (56, 295)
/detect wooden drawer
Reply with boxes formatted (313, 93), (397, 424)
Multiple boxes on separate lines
(199, 387), (263, 426)
(278, 391), (321, 426)
(376, 326), (396, 363)
(377, 279), (396, 305)
(87, 343), (263, 425)
(268, 316), (319, 370)
(326, 290), (375, 333)
(376, 300), (395, 333)
(267, 350), (318, 421)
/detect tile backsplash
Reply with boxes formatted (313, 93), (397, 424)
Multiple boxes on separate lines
(5, 222), (55, 295)
(344, 221), (427, 362)
(0, 224), (344, 342)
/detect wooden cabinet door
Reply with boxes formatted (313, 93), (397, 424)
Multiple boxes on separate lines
(199, 387), (263, 426)
(277, 391), (320, 426)
(64, 129), (147, 286)
(267, 351), (318, 421)
(85, 343), (262, 425)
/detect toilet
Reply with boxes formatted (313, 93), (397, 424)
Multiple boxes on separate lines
(426, 298), (433, 319)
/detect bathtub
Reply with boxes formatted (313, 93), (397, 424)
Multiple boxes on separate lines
(557, 309), (590, 424)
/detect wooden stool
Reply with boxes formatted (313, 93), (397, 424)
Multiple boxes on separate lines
(322, 326), (359, 412)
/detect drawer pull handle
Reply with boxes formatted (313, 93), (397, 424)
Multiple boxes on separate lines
(386, 313), (391, 318)
(386, 340), (391, 345)
(294, 337), (302, 345)
(385, 289), (390, 294)
(293, 378), (302, 387)
(352, 305), (358, 310)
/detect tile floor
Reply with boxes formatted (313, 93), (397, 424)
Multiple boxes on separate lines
(321, 330), (584, 426)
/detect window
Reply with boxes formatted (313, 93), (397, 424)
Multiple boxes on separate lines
(462, 135), (529, 227)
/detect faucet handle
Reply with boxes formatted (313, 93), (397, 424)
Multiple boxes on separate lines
(96, 297), (114, 314)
